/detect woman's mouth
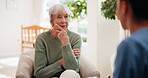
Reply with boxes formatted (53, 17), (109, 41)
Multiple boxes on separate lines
(60, 25), (66, 29)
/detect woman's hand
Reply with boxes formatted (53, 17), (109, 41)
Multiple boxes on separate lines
(56, 24), (70, 46)
(50, 24), (59, 38)
(58, 49), (80, 66)
(73, 49), (80, 58)
(50, 24), (70, 46)
(58, 58), (63, 66)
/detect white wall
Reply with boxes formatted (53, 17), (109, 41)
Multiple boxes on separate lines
(97, 19), (119, 78)
(0, 0), (35, 56)
(87, 0), (99, 67)
(87, 0), (120, 78)
(97, 0), (120, 77)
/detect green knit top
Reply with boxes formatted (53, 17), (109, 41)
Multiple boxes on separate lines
(34, 30), (82, 78)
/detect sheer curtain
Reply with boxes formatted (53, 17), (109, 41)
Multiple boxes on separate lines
(33, 0), (45, 26)
(39, 0), (62, 28)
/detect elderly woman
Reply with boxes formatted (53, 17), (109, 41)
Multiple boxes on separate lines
(33, 4), (82, 78)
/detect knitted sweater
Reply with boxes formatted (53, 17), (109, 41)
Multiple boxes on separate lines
(34, 30), (82, 78)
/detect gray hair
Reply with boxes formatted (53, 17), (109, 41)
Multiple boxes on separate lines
(49, 4), (71, 26)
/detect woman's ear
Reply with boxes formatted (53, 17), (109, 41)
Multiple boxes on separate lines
(50, 21), (54, 27)
(120, 1), (128, 17)
(119, 1), (130, 30)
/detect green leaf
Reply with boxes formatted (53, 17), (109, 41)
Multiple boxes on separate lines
(63, 0), (87, 20)
(101, 0), (117, 20)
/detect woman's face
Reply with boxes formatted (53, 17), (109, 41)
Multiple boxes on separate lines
(52, 13), (69, 30)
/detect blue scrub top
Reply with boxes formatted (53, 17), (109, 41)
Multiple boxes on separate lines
(113, 28), (148, 78)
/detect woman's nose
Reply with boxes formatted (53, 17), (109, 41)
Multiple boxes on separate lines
(61, 17), (66, 22)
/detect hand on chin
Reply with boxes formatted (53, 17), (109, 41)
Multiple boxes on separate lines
(59, 25), (67, 30)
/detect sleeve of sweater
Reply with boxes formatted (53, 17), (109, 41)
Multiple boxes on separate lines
(34, 35), (63, 78)
(62, 34), (82, 72)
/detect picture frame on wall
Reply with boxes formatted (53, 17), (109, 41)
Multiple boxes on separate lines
(6, 0), (17, 9)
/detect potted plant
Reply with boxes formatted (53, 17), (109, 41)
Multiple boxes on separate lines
(62, 0), (87, 20)
(101, 0), (117, 20)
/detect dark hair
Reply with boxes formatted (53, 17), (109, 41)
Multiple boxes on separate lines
(125, 0), (148, 21)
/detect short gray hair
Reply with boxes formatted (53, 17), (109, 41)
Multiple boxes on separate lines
(49, 4), (71, 26)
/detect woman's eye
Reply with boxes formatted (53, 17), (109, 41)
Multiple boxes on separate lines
(58, 16), (62, 19)
(65, 16), (69, 18)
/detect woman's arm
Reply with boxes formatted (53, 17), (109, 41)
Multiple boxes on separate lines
(62, 35), (82, 72)
(34, 36), (64, 78)
(54, 24), (82, 72)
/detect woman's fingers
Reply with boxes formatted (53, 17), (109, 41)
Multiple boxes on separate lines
(55, 24), (65, 32)
(56, 30), (62, 37)
(55, 24), (66, 37)
(55, 24), (64, 31)
(73, 49), (79, 51)
(73, 49), (80, 58)
(75, 53), (80, 58)
(73, 49), (80, 53)
(53, 24), (69, 46)
(58, 58), (63, 66)
(74, 52), (80, 56)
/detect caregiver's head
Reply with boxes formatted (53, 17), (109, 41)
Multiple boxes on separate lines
(116, 0), (148, 33)
(49, 4), (71, 30)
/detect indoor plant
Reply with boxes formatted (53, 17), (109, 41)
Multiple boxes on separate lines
(62, 0), (87, 20)
(101, 0), (117, 20)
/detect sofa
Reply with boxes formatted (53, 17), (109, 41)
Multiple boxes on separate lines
(16, 49), (100, 78)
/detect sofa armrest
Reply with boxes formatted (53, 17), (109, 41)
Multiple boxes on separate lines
(80, 55), (100, 78)
(16, 53), (34, 78)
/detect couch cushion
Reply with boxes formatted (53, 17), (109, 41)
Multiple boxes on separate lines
(16, 52), (34, 78)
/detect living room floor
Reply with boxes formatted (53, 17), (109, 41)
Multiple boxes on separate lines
(0, 56), (19, 78)
(0, 49), (30, 78)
